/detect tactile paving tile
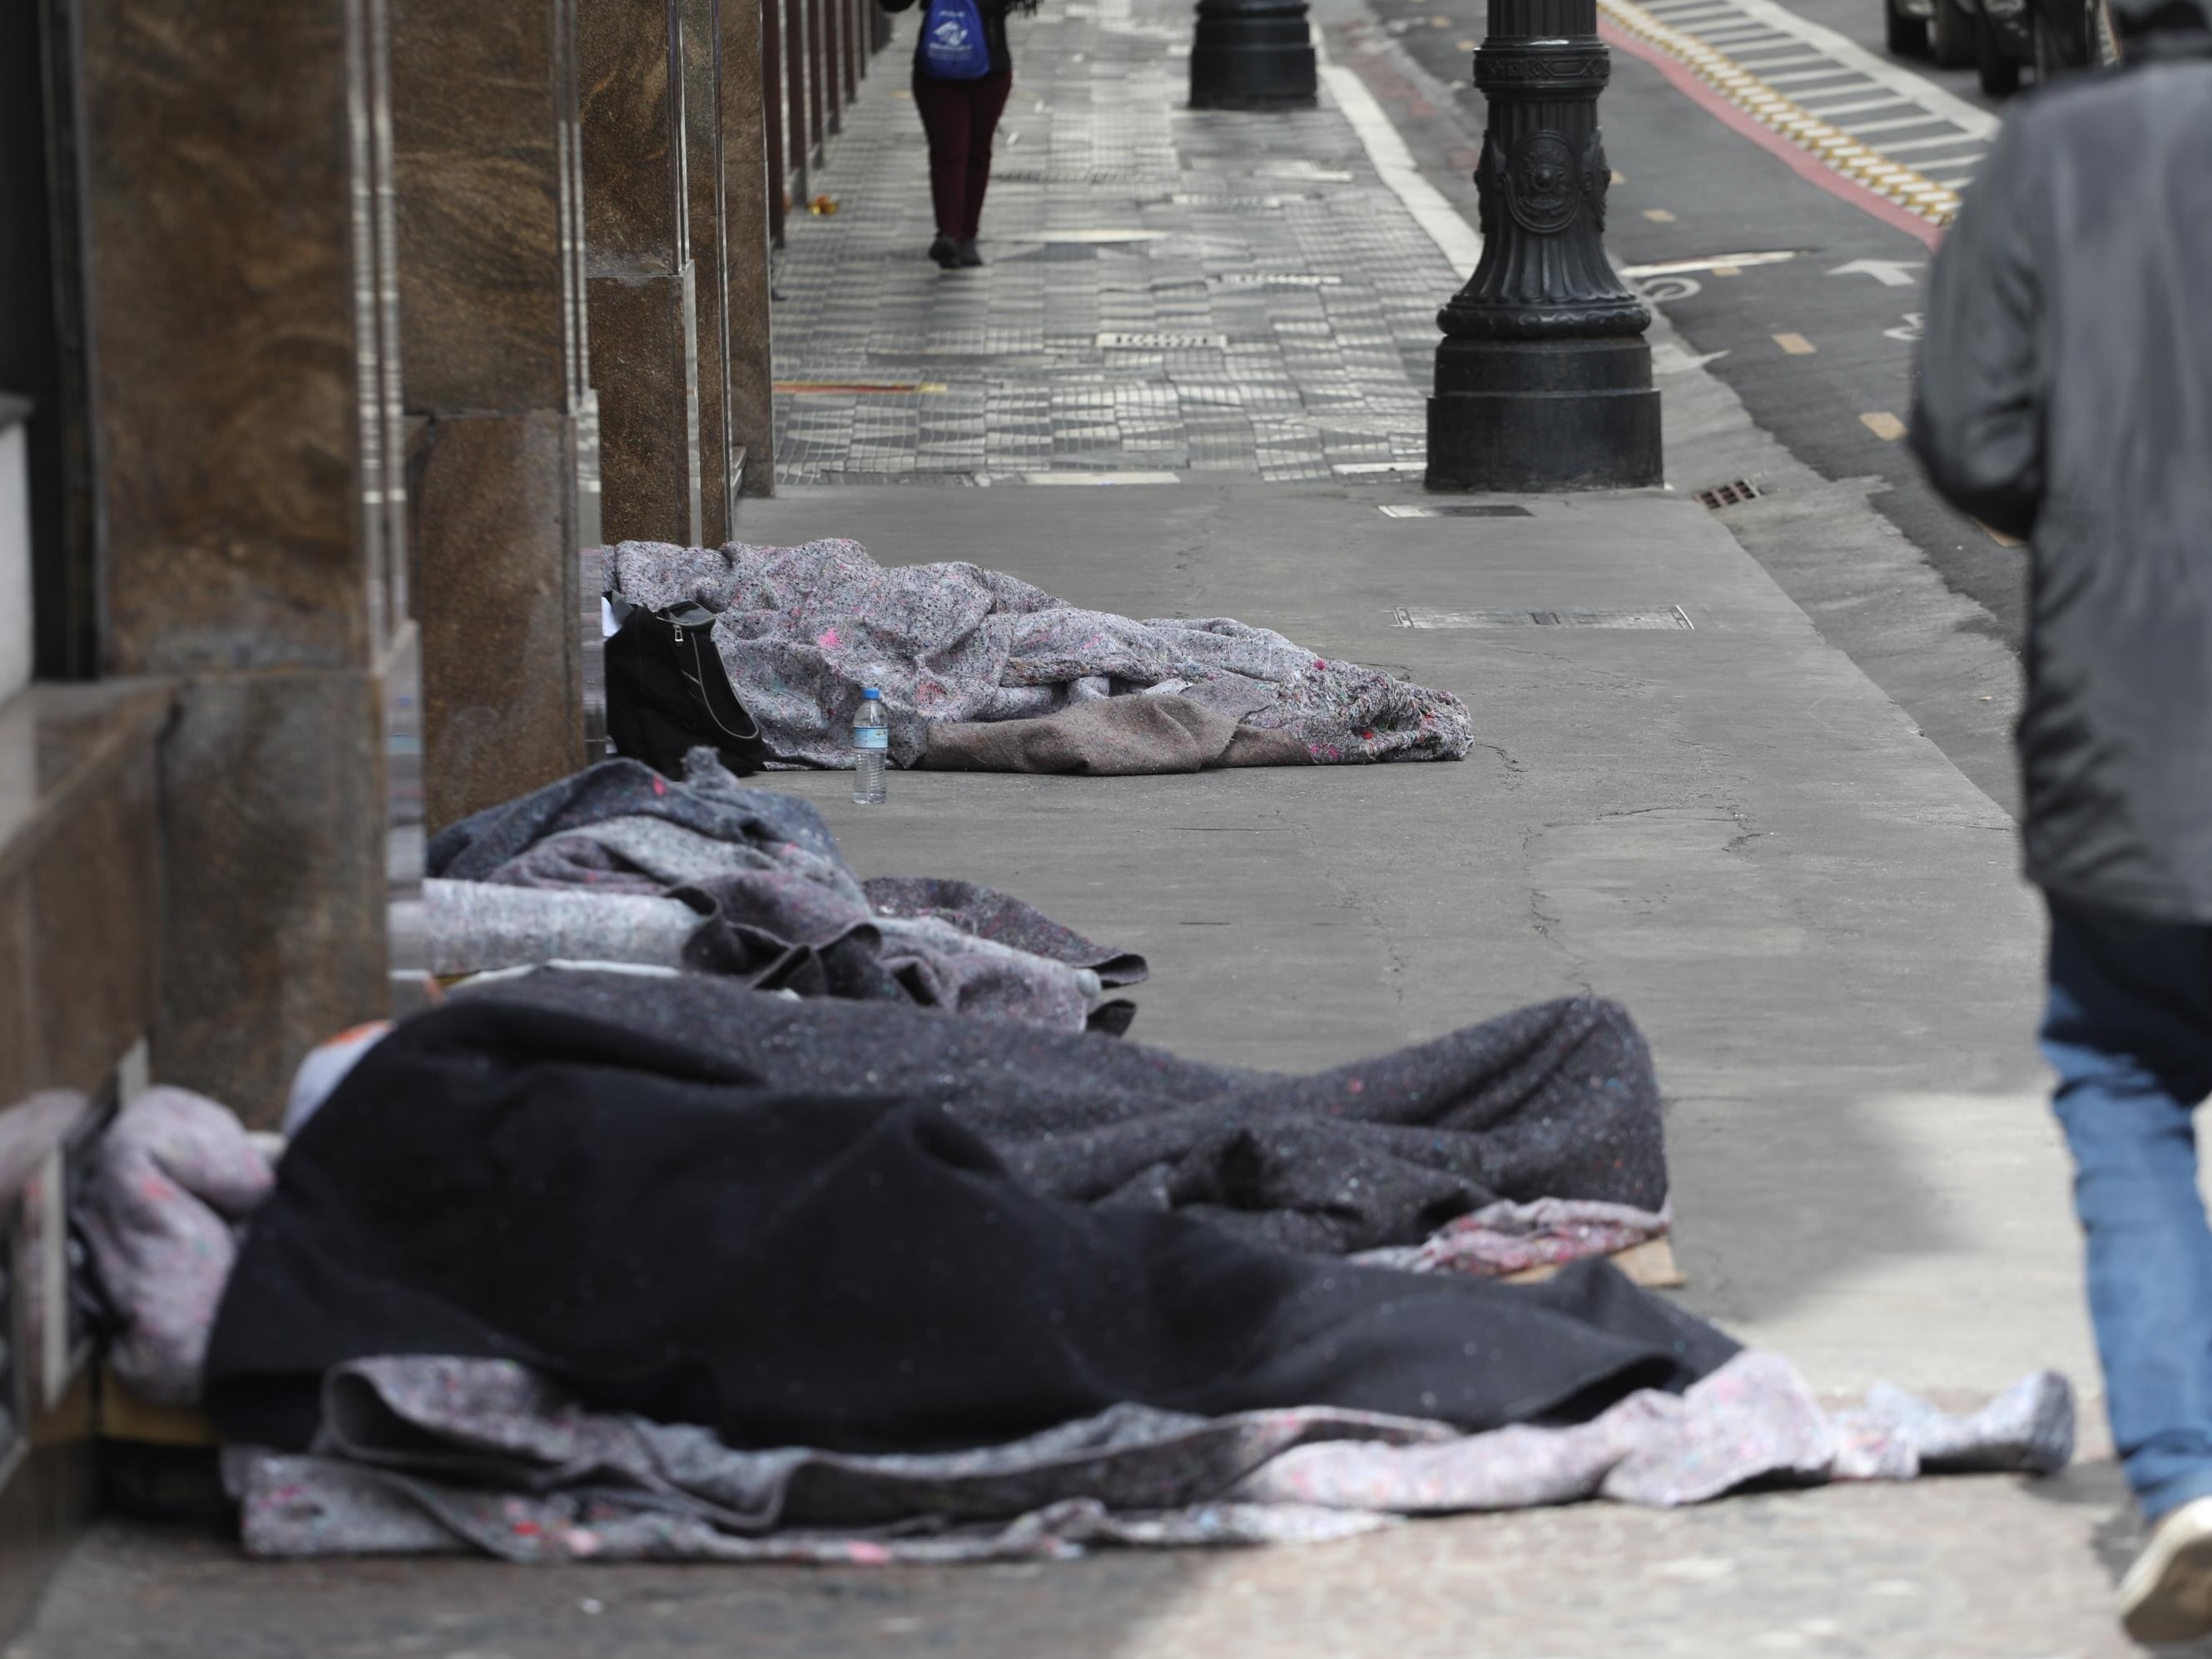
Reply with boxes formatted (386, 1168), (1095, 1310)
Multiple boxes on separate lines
(769, 0), (1456, 484)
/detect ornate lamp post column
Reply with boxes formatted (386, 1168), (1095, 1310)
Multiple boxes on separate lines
(1426, 0), (1660, 492)
(1188, 0), (1316, 110)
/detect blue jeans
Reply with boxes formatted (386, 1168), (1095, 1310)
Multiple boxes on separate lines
(2044, 896), (2212, 1518)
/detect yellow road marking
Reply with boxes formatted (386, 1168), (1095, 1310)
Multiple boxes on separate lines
(1643, 208), (1676, 222)
(1598, 0), (1962, 228)
(1773, 331), (1817, 354)
(1976, 519), (2025, 547)
(1861, 411), (1907, 440)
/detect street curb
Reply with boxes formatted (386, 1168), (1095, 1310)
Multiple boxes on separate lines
(1597, 0), (1962, 231)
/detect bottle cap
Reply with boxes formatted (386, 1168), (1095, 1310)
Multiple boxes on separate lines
(861, 687), (882, 699)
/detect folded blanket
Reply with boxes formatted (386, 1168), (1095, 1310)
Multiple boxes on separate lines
(425, 752), (1147, 1031)
(77, 1087), (275, 1407)
(425, 881), (698, 975)
(606, 537), (1475, 770)
(228, 1352), (2074, 1562)
(924, 694), (1312, 774)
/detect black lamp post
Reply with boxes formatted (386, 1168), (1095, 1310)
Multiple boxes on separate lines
(1426, 0), (1660, 492)
(1188, 0), (1317, 110)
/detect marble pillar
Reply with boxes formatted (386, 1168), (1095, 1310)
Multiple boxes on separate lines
(389, 0), (595, 830)
(72, 0), (417, 1124)
(682, 0), (740, 541)
(722, 0), (780, 496)
(581, 0), (705, 547)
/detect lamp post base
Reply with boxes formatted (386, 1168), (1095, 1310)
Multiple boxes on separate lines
(1425, 337), (1661, 493)
(1188, 0), (1316, 108)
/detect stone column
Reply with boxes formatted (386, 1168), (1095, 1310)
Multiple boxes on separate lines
(72, 0), (419, 1122)
(682, 0), (740, 542)
(390, 0), (595, 830)
(581, 0), (705, 547)
(721, 0), (780, 497)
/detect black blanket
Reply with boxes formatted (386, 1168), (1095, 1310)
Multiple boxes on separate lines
(205, 998), (1729, 1455)
(459, 970), (1668, 1254)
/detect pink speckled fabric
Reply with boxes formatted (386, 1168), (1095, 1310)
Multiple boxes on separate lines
(78, 1087), (275, 1407)
(1351, 1198), (1671, 1279)
(227, 1352), (2073, 1562)
(605, 538), (1475, 770)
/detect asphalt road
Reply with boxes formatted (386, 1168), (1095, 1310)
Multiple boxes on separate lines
(1364, 0), (2035, 650)
(1784, 0), (2006, 111)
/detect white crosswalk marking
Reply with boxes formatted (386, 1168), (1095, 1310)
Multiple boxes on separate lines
(1877, 130), (1990, 151)
(1839, 112), (1957, 133)
(1798, 93), (1912, 115)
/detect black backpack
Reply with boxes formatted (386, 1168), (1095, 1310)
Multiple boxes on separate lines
(603, 597), (770, 778)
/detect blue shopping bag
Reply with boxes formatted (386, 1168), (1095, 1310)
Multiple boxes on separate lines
(920, 0), (992, 78)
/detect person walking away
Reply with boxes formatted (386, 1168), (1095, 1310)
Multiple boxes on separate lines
(880, 0), (1028, 268)
(1912, 0), (2212, 1642)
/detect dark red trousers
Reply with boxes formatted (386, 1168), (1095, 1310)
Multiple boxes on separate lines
(910, 66), (1014, 240)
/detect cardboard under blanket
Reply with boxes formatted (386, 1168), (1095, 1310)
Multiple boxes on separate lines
(1509, 1237), (1687, 1290)
(923, 694), (1312, 774)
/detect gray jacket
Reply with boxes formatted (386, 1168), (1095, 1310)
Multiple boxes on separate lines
(1912, 25), (2212, 924)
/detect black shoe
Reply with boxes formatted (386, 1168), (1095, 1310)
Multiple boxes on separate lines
(928, 235), (960, 269)
(957, 238), (984, 267)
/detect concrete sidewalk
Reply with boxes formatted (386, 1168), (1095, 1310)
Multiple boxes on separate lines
(14, 483), (2148, 1659)
(9, 0), (2171, 1649)
(748, 478), (2071, 1401)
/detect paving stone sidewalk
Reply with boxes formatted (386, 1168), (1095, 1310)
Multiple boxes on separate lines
(771, 0), (1451, 483)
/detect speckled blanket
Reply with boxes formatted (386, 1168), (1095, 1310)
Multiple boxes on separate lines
(424, 752), (1146, 1031)
(228, 1351), (2075, 1562)
(604, 538), (1475, 770)
(469, 970), (1671, 1256)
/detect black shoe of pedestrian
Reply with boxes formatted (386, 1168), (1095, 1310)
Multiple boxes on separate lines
(957, 238), (984, 267)
(928, 235), (960, 270)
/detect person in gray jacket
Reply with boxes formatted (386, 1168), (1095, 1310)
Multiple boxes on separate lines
(1912, 1), (2212, 1641)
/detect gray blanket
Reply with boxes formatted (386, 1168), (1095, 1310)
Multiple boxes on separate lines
(468, 969), (1669, 1254)
(229, 1352), (2073, 1562)
(425, 881), (697, 975)
(424, 753), (1147, 1030)
(606, 537), (1475, 770)
(924, 693), (1312, 774)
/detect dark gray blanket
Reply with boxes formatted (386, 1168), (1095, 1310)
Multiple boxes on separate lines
(465, 969), (1669, 1254)
(428, 752), (844, 880)
(425, 754), (1147, 1032)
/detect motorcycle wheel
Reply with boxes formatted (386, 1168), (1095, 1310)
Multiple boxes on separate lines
(1887, 0), (1931, 53)
(1932, 0), (1975, 66)
(1976, 14), (2022, 91)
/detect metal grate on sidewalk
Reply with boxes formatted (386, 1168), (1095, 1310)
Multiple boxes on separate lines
(1394, 606), (1695, 629)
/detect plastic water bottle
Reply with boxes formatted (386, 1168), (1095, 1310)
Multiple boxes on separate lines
(851, 687), (889, 805)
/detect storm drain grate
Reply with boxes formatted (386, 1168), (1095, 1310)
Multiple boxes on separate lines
(1210, 272), (1343, 288)
(994, 168), (1159, 185)
(1395, 606), (1694, 630)
(1168, 192), (1303, 208)
(1695, 478), (1763, 509)
(1378, 503), (1533, 519)
(1096, 331), (1229, 350)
